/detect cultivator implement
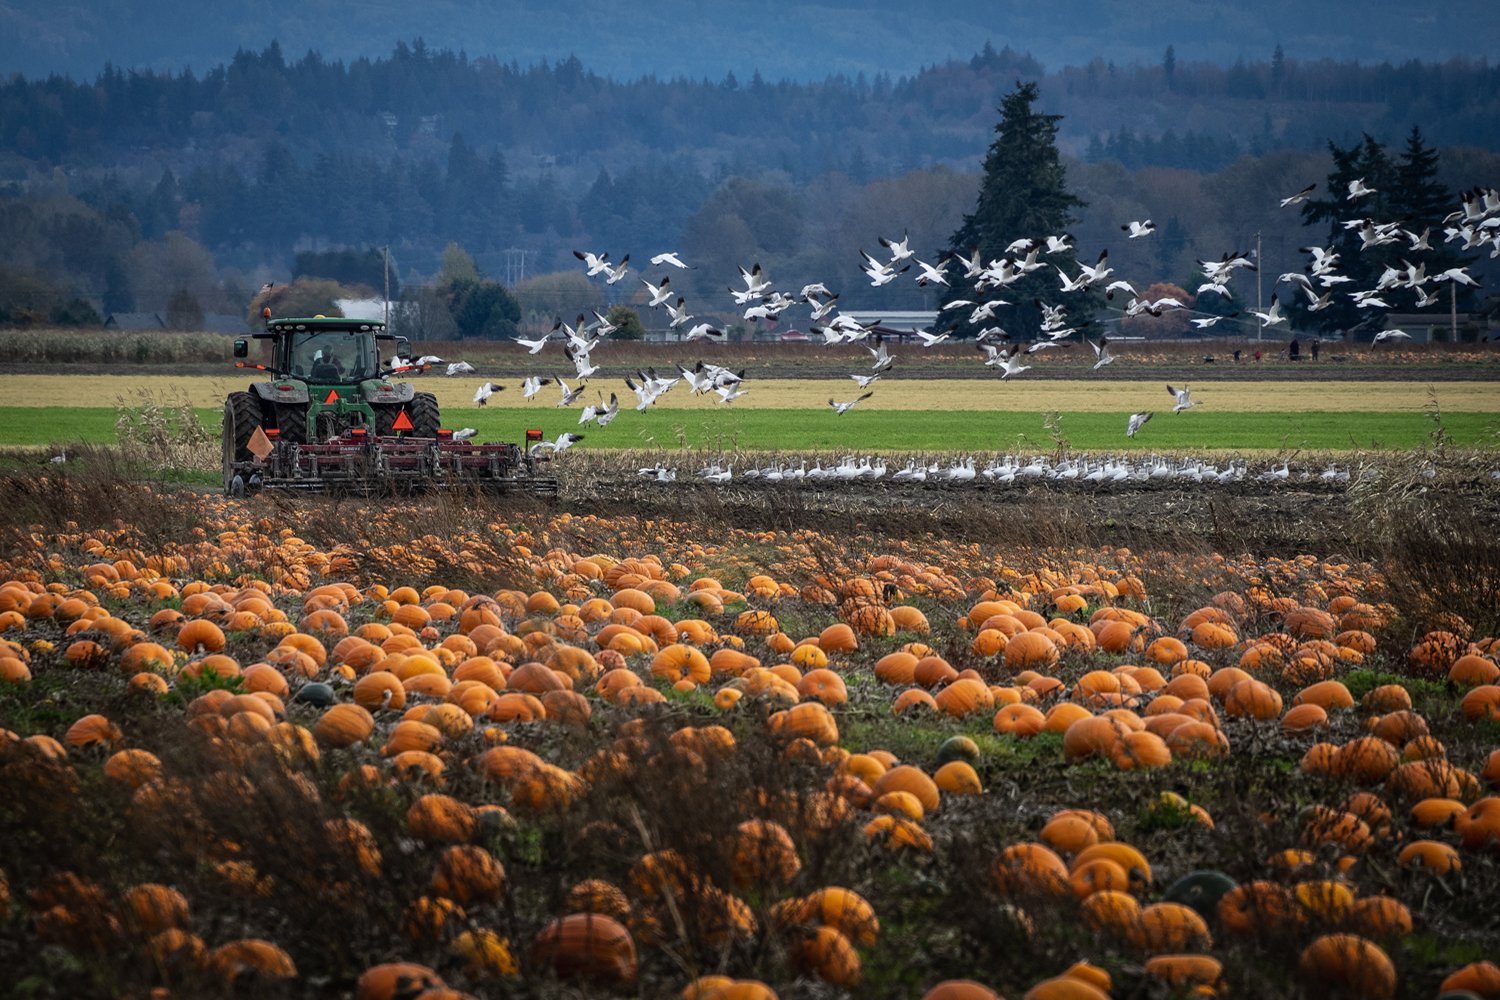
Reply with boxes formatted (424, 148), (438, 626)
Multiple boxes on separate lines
(227, 427), (558, 496)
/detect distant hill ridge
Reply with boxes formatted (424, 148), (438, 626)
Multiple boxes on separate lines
(2, 0), (1496, 82)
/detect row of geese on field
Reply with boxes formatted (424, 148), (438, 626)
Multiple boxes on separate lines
(636, 455), (1387, 485)
(404, 181), (1495, 448)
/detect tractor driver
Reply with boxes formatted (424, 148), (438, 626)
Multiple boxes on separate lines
(309, 348), (342, 380)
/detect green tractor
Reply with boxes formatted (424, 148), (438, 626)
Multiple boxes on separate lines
(222, 315), (554, 495)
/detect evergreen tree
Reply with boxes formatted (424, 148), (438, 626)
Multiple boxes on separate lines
(1291, 134), (1398, 336)
(944, 81), (1093, 340)
(1389, 126), (1476, 311)
(1162, 46), (1176, 91)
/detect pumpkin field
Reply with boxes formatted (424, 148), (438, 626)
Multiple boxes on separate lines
(0, 447), (1498, 1000)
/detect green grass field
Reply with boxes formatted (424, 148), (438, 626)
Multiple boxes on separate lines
(5, 405), (1497, 453)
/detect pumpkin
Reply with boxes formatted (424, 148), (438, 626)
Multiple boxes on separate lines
(791, 924), (861, 988)
(731, 820), (801, 886)
(356, 963), (446, 1000)
(1440, 962), (1500, 998)
(530, 913), (637, 985)
(1133, 902), (1212, 953)
(64, 713), (121, 749)
(431, 844), (506, 904)
(921, 982), (1001, 1000)
(1144, 954), (1223, 988)
(1162, 870), (1237, 922)
(209, 938), (298, 983)
(406, 794), (478, 844)
(122, 883), (190, 934)
(992, 842), (1070, 897)
(1298, 934), (1396, 1000)
(315, 703), (375, 747)
(800, 886), (879, 945)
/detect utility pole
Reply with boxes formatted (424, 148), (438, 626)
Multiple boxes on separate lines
(1451, 280), (1458, 343)
(1255, 231), (1263, 342)
(382, 245), (390, 327)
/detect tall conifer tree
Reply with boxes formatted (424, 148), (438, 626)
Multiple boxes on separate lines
(944, 82), (1094, 341)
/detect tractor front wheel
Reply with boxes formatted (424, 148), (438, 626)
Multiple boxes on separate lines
(223, 391), (263, 495)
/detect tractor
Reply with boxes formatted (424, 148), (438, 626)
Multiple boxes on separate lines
(221, 315), (555, 495)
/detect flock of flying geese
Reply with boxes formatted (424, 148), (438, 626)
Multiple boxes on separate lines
(405, 177), (1494, 463)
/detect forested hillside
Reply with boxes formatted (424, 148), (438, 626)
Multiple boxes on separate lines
(2, 39), (1498, 334)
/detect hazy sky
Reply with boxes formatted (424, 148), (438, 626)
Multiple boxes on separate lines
(3, 0), (1495, 81)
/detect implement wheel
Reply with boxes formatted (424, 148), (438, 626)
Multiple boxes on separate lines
(223, 391), (262, 495)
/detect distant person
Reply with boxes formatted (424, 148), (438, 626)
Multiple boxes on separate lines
(1311, 339), (1320, 361)
(1253, 349), (1262, 362)
(1232, 349), (1242, 362)
(1289, 337), (1301, 361)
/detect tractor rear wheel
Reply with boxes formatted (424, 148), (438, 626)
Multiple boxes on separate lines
(275, 403), (308, 445)
(409, 392), (440, 438)
(372, 403), (399, 436)
(223, 391), (263, 495)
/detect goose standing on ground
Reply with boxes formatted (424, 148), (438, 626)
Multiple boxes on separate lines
(1167, 384), (1195, 413)
(829, 392), (874, 416)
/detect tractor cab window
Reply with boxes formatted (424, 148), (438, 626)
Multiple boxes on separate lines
(285, 331), (376, 382)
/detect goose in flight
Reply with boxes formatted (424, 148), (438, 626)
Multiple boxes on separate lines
(1434, 266), (1479, 286)
(879, 232), (915, 262)
(914, 258), (951, 286)
(664, 297), (693, 328)
(556, 378), (586, 407)
(1127, 411), (1153, 437)
(684, 322), (725, 342)
(573, 250), (611, 276)
(1103, 280), (1137, 301)
(1347, 178), (1377, 200)
(1044, 234), (1074, 254)
(997, 352), (1031, 379)
(415, 355), (445, 367)
(1037, 300), (1069, 329)
(829, 391), (874, 415)
(1190, 314), (1235, 329)
(1088, 336), (1115, 370)
(849, 371), (884, 389)
(715, 382), (749, 405)
(1372, 329), (1413, 345)
(650, 251), (694, 269)
(515, 333), (550, 354)
(867, 337), (894, 372)
(807, 294), (840, 320)
(1249, 294), (1285, 327)
(521, 376), (553, 400)
(1279, 183), (1317, 207)
(1078, 250), (1113, 286)
(472, 382), (503, 406)
(602, 255), (631, 284)
(588, 309), (619, 337)
(914, 329), (951, 347)
(1056, 266), (1089, 293)
(445, 361), (476, 377)
(642, 275), (673, 308)
(595, 393), (621, 427)
(1167, 384), (1195, 413)
(531, 432), (584, 455)
(565, 343), (599, 378)
(1122, 219), (1156, 239)
(625, 377), (662, 411)
(737, 262), (772, 297)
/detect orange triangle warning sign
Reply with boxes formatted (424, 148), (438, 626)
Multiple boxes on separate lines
(391, 409), (414, 432)
(323, 389), (340, 404)
(247, 426), (273, 460)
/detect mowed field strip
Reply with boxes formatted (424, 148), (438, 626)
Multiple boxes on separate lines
(7, 374), (1500, 412)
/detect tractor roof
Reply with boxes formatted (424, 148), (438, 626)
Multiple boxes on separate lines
(267, 316), (387, 334)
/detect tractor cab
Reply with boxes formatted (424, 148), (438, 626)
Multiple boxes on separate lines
(233, 315), (407, 379)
